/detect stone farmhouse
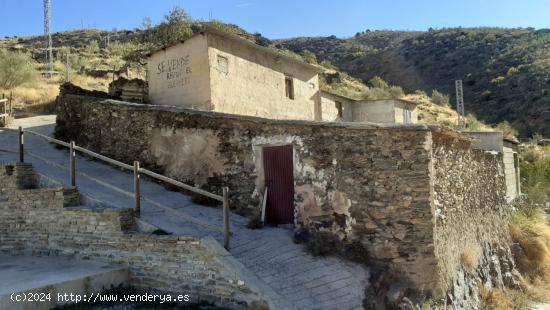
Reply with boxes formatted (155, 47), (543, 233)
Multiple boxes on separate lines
(319, 92), (418, 124)
(146, 26), (417, 125)
(44, 27), (521, 308)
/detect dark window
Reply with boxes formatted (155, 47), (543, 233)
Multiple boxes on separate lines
(403, 109), (412, 124)
(335, 101), (343, 118)
(217, 55), (228, 73)
(285, 76), (294, 100)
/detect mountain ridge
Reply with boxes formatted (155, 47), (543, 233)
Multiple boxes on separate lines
(278, 27), (550, 137)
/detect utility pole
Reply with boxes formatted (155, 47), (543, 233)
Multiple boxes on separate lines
(44, 0), (53, 78)
(455, 80), (465, 130)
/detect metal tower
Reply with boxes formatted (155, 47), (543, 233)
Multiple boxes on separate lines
(455, 80), (465, 130)
(44, 0), (53, 78)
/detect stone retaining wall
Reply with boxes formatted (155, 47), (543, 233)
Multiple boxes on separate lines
(431, 131), (516, 307)
(54, 94), (514, 302)
(0, 163), (266, 309)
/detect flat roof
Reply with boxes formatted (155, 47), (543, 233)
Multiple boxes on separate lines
(320, 91), (420, 106)
(147, 26), (324, 74)
(320, 90), (360, 101)
(360, 98), (420, 106)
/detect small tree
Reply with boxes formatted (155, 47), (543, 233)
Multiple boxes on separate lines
(152, 6), (194, 47)
(0, 50), (37, 89)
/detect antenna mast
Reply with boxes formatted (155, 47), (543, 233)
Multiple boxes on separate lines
(44, 0), (53, 78)
(455, 80), (465, 130)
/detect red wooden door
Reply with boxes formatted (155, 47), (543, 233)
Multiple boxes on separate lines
(263, 145), (294, 225)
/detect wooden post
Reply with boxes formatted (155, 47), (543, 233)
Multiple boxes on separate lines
(223, 187), (231, 250)
(1, 94), (4, 127)
(9, 91), (12, 117)
(18, 126), (24, 163)
(70, 141), (76, 187)
(133, 161), (141, 217)
(261, 186), (268, 224)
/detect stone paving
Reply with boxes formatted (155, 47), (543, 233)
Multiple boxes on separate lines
(0, 116), (369, 310)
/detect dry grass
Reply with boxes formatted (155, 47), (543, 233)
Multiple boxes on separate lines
(0, 73), (110, 112)
(461, 244), (482, 271)
(480, 286), (529, 310)
(511, 208), (550, 278)
(3, 81), (59, 106)
(70, 74), (111, 92)
(405, 94), (460, 128)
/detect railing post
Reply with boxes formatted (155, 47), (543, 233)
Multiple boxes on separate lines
(223, 187), (231, 251)
(9, 91), (12, 117)
(134, 161), (141, 217)
(70, 141), (76, 187)
(18, 126), (24, 163)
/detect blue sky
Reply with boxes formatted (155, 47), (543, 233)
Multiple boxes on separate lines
(1, 0), (549, 39)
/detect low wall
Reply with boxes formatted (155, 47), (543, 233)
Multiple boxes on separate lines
(55, 94), (514, 302)
(0, 164), (266, 309)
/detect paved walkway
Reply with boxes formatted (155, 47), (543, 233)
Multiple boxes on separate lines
(0, 116), (369, 310)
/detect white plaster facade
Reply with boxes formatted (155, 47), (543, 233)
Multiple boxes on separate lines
(147, 28), (322, 120)
(466, 131), (521, 201)
(319, 92), (419, 124)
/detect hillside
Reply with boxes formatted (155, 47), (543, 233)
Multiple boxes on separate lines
(278, 28), (550, 138)
(0, 22), (488, 133)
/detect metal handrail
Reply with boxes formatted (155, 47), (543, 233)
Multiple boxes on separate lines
(3, 126), (232, 250)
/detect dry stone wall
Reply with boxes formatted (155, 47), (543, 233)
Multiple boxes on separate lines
(55, 94), (514, 302)
(431, 131), (516, 308)
(0, 163), (266, 309)
(55, 94), (439, 290)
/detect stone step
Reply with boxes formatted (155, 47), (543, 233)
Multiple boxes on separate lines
(0, 255), (129, 310)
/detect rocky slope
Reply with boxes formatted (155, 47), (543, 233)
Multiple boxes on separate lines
(278, 28), (550, 137)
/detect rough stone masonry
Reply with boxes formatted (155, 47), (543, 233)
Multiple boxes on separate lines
(0, 163), (268, 309)
(55, 91), (515, 302)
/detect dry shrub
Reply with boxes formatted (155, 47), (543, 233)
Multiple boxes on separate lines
(70, 74), (110, 92)
(8, 83), (59, 106)
(510, 208), (550, 278)
(461, 244), (481, 271)
(480, 287), (528, 310)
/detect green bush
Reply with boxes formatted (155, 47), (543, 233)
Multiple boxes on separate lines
(414, 89), (428, 97)
(85, 40), (100, 54)
(362, 87), (390, 100)
(491, 76), (506, 85)
(494, 121), (519, 139)
(301, 49), (317, 64)
(521, 158), (550, 204)
(388, 85), (405, 98)
(0, 50), (38, 89)
(507, 66), (520, 76)
(150, 6), (194, 48)
(465, 113), (488, 130)
(431, 89), (450, 105)
(368, 76), (389, 89)
(320, 60), (335, 69)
